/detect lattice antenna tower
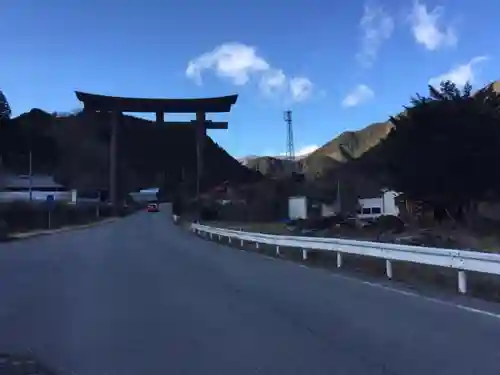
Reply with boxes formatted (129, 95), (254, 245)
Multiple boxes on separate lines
(284, 110), (295, 162)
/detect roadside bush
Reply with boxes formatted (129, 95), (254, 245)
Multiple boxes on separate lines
(199, 204), (219, 221)
(367, 215), (406, 233)
(0, 201), (114, 233)
(0, 220), (8, 240)
(217, 202), (249, 222)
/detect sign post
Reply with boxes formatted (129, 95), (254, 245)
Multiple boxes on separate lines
(96, 191), (101, 218)
(46, 195), (55, 229)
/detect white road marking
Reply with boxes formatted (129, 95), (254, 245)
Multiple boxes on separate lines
(351, 277), (500, 320)
(258, 249), (500, 320)
(204, 234), (500, 320)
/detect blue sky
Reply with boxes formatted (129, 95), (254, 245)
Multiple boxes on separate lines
(2, 0), (500, 158)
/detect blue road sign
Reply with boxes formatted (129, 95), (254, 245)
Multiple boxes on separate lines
(46, 194), (55, 210)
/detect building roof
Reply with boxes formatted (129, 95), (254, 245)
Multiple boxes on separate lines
(2, 174), (64, 189)
(75, 91), (238, 113)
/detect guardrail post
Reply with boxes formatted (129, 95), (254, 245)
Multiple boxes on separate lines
(458, 271), (467, 294)
(385, 260), (393, 279)
(193, 227), (489, 298)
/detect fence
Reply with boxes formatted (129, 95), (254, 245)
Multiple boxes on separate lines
(190, 223), (500, 295)
(0, 190), (73, 202)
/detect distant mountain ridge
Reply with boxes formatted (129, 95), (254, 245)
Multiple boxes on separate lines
(242, 80), (500, 179)
(238, 152), (309, 164)
(240, 121), (392, 178)
(307, 122), (392, 162)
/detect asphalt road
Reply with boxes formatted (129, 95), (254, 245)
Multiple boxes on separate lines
(1, 207), (500, 375)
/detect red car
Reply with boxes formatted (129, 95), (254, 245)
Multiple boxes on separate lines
(147, 203), (159, 212)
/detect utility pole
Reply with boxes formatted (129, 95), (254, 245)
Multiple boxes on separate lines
(336, 179), (341, 213)
(25, 118), (34, 202)
(195, 112), (206, 201)
(110, 111), (119, 215)
(28, 150), (33, 201)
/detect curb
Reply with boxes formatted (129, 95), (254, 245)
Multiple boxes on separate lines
(5, 217), (119, 242)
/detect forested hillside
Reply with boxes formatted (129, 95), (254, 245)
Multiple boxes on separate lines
(0, 105), (262, 197)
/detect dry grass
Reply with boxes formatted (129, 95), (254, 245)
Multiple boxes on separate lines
(9, 217), (118, 240)
(475, 236), (500, 252)
(202, 219), (500, 254)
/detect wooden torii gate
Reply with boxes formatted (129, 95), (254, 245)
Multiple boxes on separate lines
(75, 91), (238, 213)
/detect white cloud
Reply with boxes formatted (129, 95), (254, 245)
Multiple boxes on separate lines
(186, 42), (269, 85)
(295, 144), (319, 157)
(259, 69), (287, 95)
(429, 56), (488, 88)
(357, 3), (394, 67)
(186, 42), (314, 102)
(342, 84), (374, 107)
(290, 77), (314, 102)
(277, 144), (319, 158)
(409, 1), (457, 51)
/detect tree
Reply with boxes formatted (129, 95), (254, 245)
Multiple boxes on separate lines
(0, 91), (11, 121)
(359, 80), (500, 211)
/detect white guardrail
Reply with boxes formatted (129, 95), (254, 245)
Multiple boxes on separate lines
(190, 223), (500, 295)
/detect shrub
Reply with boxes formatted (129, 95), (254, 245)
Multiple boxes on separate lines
(0, 201), (112, 232)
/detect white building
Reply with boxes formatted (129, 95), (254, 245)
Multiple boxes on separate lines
(288, 195), (336, 220)
(357, 189), (400, 219)
(0, 173), (75, 203)
(288, 189), (400, 221)
(288, 196), (311, 220)
(129, 187), (159, 203)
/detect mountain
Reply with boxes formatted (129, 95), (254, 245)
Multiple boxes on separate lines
(237, 155), (260, 166)
(242, 80), (500, 180)
(306, 121), (393, 162)
(0, 109), (262, 197)
(300, 121), (393, 179)
(244, 156), (297, 176)
(243, 79), (500, 179)
(241, 121), (392, 178)
(239, 151), (309, 166)
(479, 80), (500, 94)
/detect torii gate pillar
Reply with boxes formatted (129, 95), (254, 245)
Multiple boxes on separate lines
(75, 91), (238, 215)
